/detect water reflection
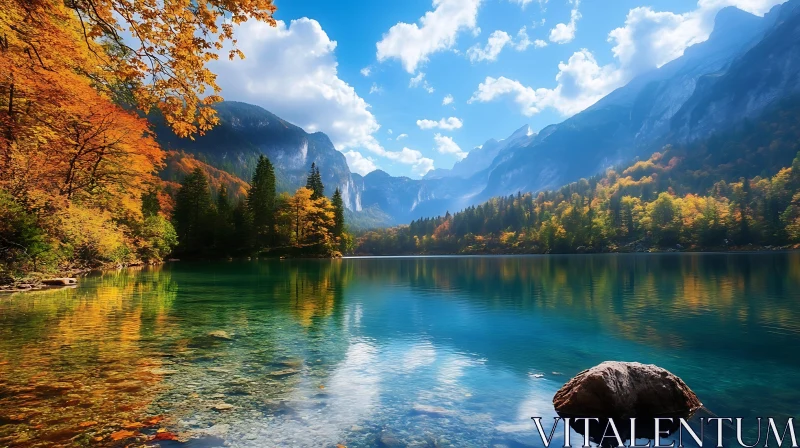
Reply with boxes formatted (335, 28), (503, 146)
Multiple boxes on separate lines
(0, 254), (798, 446)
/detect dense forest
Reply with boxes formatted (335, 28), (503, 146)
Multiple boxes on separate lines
(0, 0), (278, 282)
(356, 101), (800, 255)
(171, 160), (350, 259)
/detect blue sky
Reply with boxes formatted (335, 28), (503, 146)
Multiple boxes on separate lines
(212, 0), (785, 178)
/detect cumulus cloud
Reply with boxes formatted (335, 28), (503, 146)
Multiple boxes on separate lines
(549, 0), (581, 44)
(469, 50), (623, 116)
(410, 72), (435, 93)
(416, 117), (464, 130)
(467, 26), (544, 63)
(211, 18), (380, 154)
(434, 133), (467, 159)
(380, 148), (435, 175)
(471, 0), (785, 118)
(376, 0), (482, 73)
(467, 30), (512, 62)
(211, 18), (442, 177)
(344, 151), (378, 175)
(442, 94), (454, 105)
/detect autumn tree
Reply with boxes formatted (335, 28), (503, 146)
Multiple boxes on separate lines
(277, 187), (334, 249)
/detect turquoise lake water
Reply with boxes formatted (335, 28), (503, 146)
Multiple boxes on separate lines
(1, 253), (799, 447)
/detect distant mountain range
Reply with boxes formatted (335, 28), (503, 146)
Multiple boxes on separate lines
(153, 0), (800, 227)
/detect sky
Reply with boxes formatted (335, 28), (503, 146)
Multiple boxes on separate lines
(211, 0), (786, 178)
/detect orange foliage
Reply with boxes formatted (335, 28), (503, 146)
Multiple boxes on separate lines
(162, 151), (249, 199)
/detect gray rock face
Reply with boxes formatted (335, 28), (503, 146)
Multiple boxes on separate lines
(552, 361), (702, 418)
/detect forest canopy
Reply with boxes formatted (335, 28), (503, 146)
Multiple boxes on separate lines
(356, 101), (800, 255)
(0, 0), (277, 280)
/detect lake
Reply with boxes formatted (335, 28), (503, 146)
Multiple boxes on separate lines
(1, 253), (799, 447)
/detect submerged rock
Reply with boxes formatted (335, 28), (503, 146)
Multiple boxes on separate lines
(411, 404), (453, 417)
(378, 430), (406, 447)
(211, 403), (235, 411)
(553, 361), (702, 418)
(207, 330), (234, 340)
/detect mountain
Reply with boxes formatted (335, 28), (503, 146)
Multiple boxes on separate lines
(672, 1), (800, 140)
(424, 125), (536, 180)
(359, 0), (800, 224)
(154, 1), (800, 228)
(153, 101), (363, 211)
(475, 3), (784, 200)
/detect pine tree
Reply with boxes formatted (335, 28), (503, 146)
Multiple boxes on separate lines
(332, 187), (345, 239)
(172, 168), (214, 255)
(214, 184), (234, 255)
(306, 163), (325, 199)
(248, 155), (277, 249)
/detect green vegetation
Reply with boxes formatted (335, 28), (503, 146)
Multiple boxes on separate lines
(356, 104), (800, 255)
(171, 157), (349, 258)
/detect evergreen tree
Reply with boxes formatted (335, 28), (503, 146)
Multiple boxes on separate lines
(172, 168), (214, 255)
(248, 155), (277, 249)
(214, 184), (234, 255)
(306, 163), (325, 199)
(232, 198), (255, 255)
(332, 187), (345, 239)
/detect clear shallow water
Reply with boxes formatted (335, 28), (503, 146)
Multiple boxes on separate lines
(1, 253), (799, 447)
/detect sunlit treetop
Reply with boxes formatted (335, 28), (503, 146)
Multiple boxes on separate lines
(4, 0), (277, 138)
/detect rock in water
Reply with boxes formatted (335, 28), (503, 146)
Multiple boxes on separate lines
(207, 330), (233, 340)
(42, 278), (77, 286)
(553, 361), (702, 418)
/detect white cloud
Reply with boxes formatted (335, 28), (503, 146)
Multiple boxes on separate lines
(467, 30), (512, 62)
(471, 0), (785, 118)
(549, 0), (581, 44)
(397, 133), (409, 140)
(608, 0), (785, 75)
(360, 66), (372, 77)
(380, 147), (434, 175)
(210, 18), (440, 177)
(376, 0), (482, 73)
(416, 117), (464, 130)
(442, 94), (454, 105)
(514, 27), (532, 51)
(434, 133), (467, 159)
(344, 151), (378, 175)
(467, 26), (541, 63)
(469, 50), (624, 116)
(211, 18), (380, 155)
(369, 83), (383, 94)
(511, 0), (548, 9)
(409, 72), (436, 93)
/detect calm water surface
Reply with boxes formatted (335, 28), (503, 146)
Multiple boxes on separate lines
(1, 253), (799, 447)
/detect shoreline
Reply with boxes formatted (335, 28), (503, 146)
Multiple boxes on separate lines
(0, 260), (165, 294)
(350, 244), (800, 257)
(4, 247), (797, 292)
